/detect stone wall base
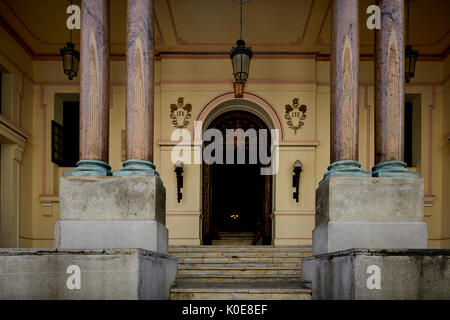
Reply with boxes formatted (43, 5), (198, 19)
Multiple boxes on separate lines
(302, 249), (450, 300)
(0, 248), (177, 299)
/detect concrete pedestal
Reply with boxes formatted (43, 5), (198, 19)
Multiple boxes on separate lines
(313, 176), (427, 255)
(58, 176), (167, 254)
(0, 248), (177, 300)
(55, 220), (168, 254)
(302, 249), (450, 300)
(313, 222), (427, 255)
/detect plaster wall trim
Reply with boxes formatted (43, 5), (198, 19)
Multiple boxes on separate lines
(168, 237), (199, 240)
(274, 237), (312, 240)
(428, 237), (450, 241)
(196, 91), (284, 140)
(19, 235), (54, 241)
(427, 86), (436, 196)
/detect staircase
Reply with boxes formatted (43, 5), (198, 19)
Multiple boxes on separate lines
(169, 240), (312, 300)
(212, 231), (254, 245)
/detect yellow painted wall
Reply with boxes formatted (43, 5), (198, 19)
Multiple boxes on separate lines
(0, 26), (448, 249)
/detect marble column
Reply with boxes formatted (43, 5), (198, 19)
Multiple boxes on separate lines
(115, 0), (157, 176)
(372, 0), (417, 177)
(73, 0), (111, 176)
(321, 0), (369, 184)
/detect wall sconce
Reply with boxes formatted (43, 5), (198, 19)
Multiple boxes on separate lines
(174, 161), (184, 203)
(293, 160), (303, 202)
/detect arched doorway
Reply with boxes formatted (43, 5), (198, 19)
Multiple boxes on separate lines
(202, 110), (272, 245)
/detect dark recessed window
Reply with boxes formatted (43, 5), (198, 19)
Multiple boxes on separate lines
(52, 101), (80, 167)
(404, 94), (421, 170)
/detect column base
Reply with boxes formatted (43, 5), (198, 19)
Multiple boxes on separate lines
(113, 159), (160, 178)
(319, 160), (370, 186)
(68, 160), (112, 176)
(372, 160), (419, 177)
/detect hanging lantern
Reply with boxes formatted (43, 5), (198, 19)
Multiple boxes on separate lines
(230, 39), (253, 83)
(405, 0), (418, 83)
(59, 42), (80, 80)
(230, 0), (252, 85)
(405, 45), (418, 83)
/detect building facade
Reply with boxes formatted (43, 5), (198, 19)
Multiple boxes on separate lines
(0, 0), (449, 250)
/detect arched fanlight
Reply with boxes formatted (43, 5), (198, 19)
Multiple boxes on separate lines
(405, 0), (418, 83)
(230, 0), (252, 83)
(60, 42), (80, 80)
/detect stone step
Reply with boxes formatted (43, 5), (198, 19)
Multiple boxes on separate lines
(175, 274), (302, 282)
(212, 240), (253, 245)
(169, 245), (312, 253)
(178, 263), (301, 270)
(216, 235), (254, 238)
(179, 269), (300, 276)
(170, 282), (311, 300)
(218, 232), (254, 236)
(170, 251), (311, 258)
(176, 256), (304, 264)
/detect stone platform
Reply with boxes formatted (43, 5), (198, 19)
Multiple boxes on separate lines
(57, 175), (168, 254)
(0, 248), (177, 300)
(302, 249), (450, 300)
(313, 176), (427, 255)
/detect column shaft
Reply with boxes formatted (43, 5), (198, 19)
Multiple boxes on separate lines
(374, 0), (404, 164)
(372, 0), (417, 177)
(126, 0), (154, 162)
(320, 0), (369, 185)
(79, 0), (110, 163)
(330, 0), (359, 163)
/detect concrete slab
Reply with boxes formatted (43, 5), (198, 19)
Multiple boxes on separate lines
(312, 221), (428, 255)
(0, 248), (177, 300)
(302, 249), (450, 300)
(55, 220), (168, 255)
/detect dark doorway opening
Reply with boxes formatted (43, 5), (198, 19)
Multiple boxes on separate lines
(202, 110), (272, 245)
(51, 100), (80, 167)
(211, 163), (264, 232)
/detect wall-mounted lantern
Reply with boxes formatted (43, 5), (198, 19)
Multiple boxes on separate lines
(293, 160), (303, 202)
(174, 161), (184, 203)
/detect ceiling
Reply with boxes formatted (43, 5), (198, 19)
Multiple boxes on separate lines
(0, 0), (448, 59)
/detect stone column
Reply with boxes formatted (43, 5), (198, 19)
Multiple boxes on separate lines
(372, 0), (417, 177)
(321, 0), (369, 184)
(116, 0), (157, 176)
(73, 0), (111, 176)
